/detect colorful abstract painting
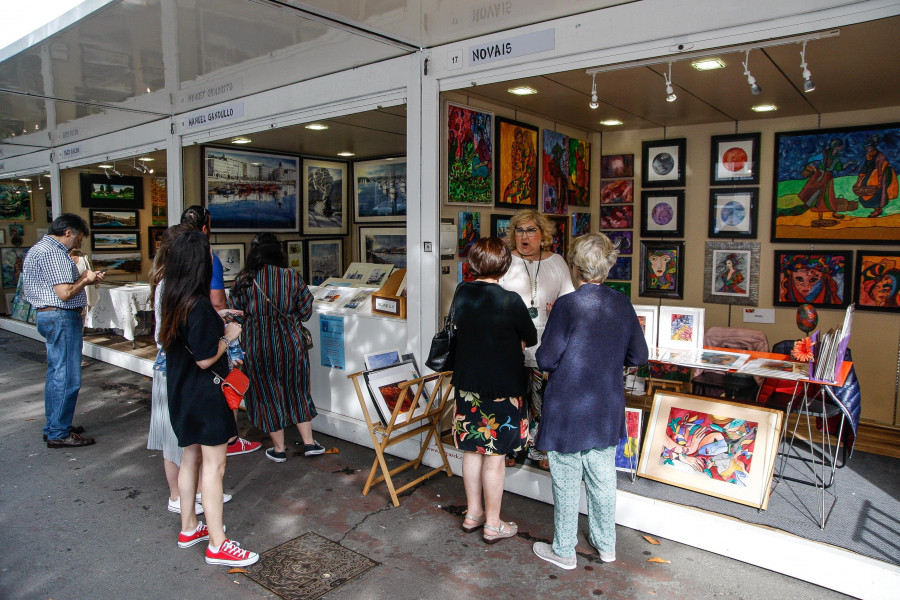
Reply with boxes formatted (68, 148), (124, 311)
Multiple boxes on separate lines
(854, 251), (900, 312)
(0, 184), (32, 222)
(603, 230), (633, 254)
(572, 212), (591, 237)
(600, 179), (633, 204)
(547, 216), (567, 257)
(773, 250), (852, 308)
(608, 257), (632, 281)
(448, 103), (493, 204)
(150, 177), (167, 226)
(600, 154), (634, 179)
(1, 247), (28, 288)
(495, 117), (538, 209)
(458, 211), (481, 257)
(568, 137), (590, 207)
(599, 205), (633, 229)
(542, 130), (569, 214)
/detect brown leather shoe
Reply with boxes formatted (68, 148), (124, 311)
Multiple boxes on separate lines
(43, 425), (85, 442)
(47, 432), (95, 448)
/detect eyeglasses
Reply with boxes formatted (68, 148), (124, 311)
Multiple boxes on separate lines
(514, 227), (540, 237)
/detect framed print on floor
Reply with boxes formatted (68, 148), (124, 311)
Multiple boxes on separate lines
(703, 241), (760, 306)
(854, 250), (900, 312)
(641, 190), (684, 238)
(447, 102), (493, 205)
(710, 132), (761, 185)
(494, 117), (538, 209)
(360, 226), (406, 269)
(203, 146), (299, 232)
(89, 209), (138, 230)
(308, 239), (344, 286)
(353, 157), (406, 222)
(210, 243), (245, 282)
(632, 304), (658, 350)
(615, 407), (643, 475)
(772, 122), (900, 244)
(657, 306), (705, 352)
(708, 189), (758, 239)
(303, 158), (348, 235)
(363, 359), (430, 426)
(773, 250), (853, 309)
(637, 392), (784, 509)
(641, 138), (686, 188)
(639, 241), (685, 299)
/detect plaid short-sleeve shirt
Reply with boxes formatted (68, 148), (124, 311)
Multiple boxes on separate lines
(22, 235), (85, 309)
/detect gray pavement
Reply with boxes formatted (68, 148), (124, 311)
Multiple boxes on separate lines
(0, 329), (853, 600)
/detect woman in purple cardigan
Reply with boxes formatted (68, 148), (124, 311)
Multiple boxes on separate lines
(531, 233), (649, 570)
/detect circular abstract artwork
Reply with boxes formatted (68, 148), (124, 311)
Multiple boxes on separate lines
(651, 202), (674, 226)
(651, 152), (675, 176)
(722, 147), (748, 172)
(719, 201), (746, 226)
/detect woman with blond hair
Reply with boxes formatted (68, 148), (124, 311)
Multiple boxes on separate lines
(498, 209), (574, 467)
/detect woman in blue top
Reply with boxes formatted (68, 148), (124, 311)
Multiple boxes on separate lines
(532, 233), (649, 570)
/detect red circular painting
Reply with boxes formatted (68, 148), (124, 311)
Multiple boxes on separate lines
(722, 147), (748, 172)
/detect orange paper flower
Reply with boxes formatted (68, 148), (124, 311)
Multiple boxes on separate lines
(791, 337), (815, 362)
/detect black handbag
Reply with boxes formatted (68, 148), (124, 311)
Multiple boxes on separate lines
(426, 290), (458, 372)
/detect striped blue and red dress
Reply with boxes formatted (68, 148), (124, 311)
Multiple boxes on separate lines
(228, 265), (316, 433)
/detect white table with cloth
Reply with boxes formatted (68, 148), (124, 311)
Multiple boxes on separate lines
(84, 283), (153, 342)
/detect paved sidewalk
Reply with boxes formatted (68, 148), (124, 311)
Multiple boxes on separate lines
(0, 329), (851, 600)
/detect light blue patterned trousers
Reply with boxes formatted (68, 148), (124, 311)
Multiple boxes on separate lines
(547, 446), (617, 558)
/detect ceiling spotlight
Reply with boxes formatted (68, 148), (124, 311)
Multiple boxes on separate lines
(800, 40), (815, 93)
(137, 157), (154, 162)
(507, 86), (537, 96)
(589, 73), (599, 109)
(98, 164), (113, 169)
(691, 58), (725, 71)
(742, 50), (762, 96)
(305, 123), (329, 130)
(751, 104), (778, 112)
(599, 119), (623, 126)
(231, 137), (252, 144)
(664, 63), (677, 102)
(337, 152), (355, 157)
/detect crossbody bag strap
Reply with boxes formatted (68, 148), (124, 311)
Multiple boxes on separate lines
(253, 278), (293, 321)
(182, 341), (228, 382)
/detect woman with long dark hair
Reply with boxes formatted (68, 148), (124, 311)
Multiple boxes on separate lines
(161, 230), (258, 567)
(228, 233), (320, 463)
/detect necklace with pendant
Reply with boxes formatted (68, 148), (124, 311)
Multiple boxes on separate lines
(523, 255), (541, 319)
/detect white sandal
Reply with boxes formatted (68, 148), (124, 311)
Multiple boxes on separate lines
(483, 520), (518, 544)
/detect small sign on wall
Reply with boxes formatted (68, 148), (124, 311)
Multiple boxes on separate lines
(743, 308), (775, 324)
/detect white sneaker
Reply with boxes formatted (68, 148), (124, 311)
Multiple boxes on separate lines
(533, 542), (577, 570)
(168, 497), (203, 515)
(196, 493), (233, 504)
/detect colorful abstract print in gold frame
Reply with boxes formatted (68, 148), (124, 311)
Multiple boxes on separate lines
(772, 122), (900, 244)
(447, 103), (493, 204)
(494, 117), (538, 209)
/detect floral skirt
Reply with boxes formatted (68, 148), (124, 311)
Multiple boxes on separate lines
(453, 389), (528, 455)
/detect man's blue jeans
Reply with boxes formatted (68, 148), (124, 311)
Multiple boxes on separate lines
(36, 309), (83, 440)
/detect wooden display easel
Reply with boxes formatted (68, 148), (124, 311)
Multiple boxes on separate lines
(347, 370), (455, 507)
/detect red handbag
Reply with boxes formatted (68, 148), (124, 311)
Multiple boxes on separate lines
(216, 368), (250, 410)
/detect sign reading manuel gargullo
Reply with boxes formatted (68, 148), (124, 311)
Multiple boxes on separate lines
(181, 101), (245, 131)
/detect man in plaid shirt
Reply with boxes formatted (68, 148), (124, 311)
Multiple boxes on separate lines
(23, 214), (105, 448)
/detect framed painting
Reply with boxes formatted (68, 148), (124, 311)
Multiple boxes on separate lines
(0, 229), (4, 244)
(657, 306), (705, 352)
(632, 304), (658, 350)
(710, 132), (761, 185)
(637, 392), (784, 509)
(490, 213), (512, 244)
(303, 157), (348, 235)
(640, 190), (684, 238)
(600, 154), (634, 179)
(600, 179), (634, 204)
(447, 102), (493, 204)
(599, 205), (633, 229)
(854, 251), (900, 312)
(568, 136), (590, 207)
(641, 138), (686, 188)
(542, 129), (569, 214)
(308, 239), (344, 286)
(203, 146), (300, 233)
(604, 281), (631, 296)
(708, 188), (758, 239)
(210, 243), (245, 282)
(284, 239), (305, 277)
(547, 215), (567, 258)
(0, 183), (33, 221)
(494, 117), (538, 209)
(89, 209), (138, 230)
(615, 407), (643, 474)
(608, 257), (632, 281)
(1, 247), (28, 288)
(703, 241), (760, 306)
(89, 253), (141, 275)
(353, 157), (406, 222)
(150, 177), (167, 226)
(147, 226), (166, 259)
(773, 250), (853, 308)
(639, 240), (685, 299)
(772, 122), (900, 243)
(603, 230), (632, 254)
(91, 231), (139, 252)
(359, 226), (406, 269)
(9, 224), (24, 237)
(458, 212), (480, 258)
(79, 173), (144, 209)
(363, 359), (430, 426)
(572, 212), (591, 237)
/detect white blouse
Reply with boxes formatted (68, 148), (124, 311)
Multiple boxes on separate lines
(499, 253), (575, 367)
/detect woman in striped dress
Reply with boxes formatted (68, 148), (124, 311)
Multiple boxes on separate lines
(228, 233), (324, 462)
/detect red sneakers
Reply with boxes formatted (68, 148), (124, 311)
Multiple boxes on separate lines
(205, 539), (260, 567)
(177, 522), (210, 548)
(227, 438), (261, 456)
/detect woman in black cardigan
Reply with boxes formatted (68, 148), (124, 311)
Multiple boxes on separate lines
(451, 237), (537, 544)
